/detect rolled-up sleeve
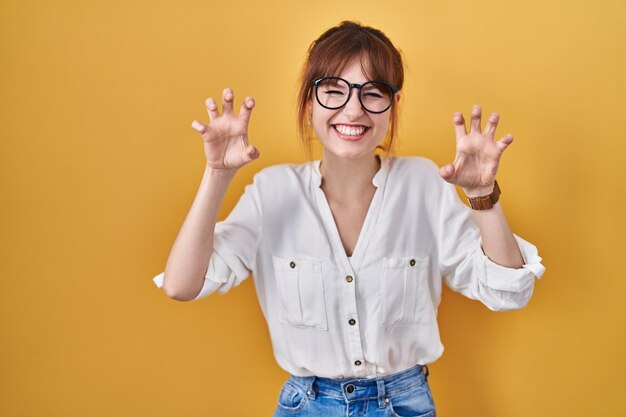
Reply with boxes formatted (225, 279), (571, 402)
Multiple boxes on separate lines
(437, 181), (545, 311)
(151, 176), (263, 300)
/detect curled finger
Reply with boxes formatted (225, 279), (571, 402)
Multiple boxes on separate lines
(496, 133), (514, 152)
(222, 88), (234, 115)
(484, 112), (499, 136)
(205, 98), (219, 122)
(470, 104), (482, 133)
(239, 96), (255, 123)
(453, 112), (467, 139)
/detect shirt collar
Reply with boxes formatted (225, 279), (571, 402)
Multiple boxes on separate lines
(310, 155), (392, 188)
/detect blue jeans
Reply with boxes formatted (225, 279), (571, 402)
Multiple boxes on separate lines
(272, 364), (436, 417)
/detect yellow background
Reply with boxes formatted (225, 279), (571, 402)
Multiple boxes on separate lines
(1, 0), (625, 416)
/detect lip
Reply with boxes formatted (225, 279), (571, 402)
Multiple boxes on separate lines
(331, 124), (370, 141)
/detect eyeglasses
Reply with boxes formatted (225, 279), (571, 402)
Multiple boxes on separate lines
(313, 77), (399, 114)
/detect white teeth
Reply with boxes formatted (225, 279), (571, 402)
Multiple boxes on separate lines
(335, 125), (366, 136)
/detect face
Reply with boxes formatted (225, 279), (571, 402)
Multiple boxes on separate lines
(310, 60), (397, 162)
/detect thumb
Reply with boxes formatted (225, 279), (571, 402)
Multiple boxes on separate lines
(439, 163), (456, 183)
(242, 145), (260, 163)
(191, 120), (207, 134)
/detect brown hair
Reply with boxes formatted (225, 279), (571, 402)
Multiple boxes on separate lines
(297, 21), (405, 158)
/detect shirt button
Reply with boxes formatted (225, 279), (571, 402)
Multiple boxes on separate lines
(348, 319), (356, 326)
(289, 261), (296, 269)
(354, 360), (362, 366)
(346, 275), (353, 283)
(346, 384), (355, 394)
(409, 259), (416, 266)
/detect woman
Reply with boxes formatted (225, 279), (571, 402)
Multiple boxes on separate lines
(152, 21), (545, 417)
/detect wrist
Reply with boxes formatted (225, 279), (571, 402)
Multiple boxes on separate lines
(205, 165), (238, 180)
(463, 182), (496, 198)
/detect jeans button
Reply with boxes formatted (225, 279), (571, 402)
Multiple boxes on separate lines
(346, 384), (355, 394)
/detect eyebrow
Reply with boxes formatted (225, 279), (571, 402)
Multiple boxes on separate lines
(361, 83), (381, 90)
(321, 80), (345, 87)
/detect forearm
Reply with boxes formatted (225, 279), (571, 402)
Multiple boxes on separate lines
(163, 166), (236, 300)
(470, 202), (524, 268)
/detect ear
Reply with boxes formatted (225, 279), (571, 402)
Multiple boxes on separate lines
(395, 92), (401, 104)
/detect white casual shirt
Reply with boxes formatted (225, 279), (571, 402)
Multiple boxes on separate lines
(152, 156), (545, 379)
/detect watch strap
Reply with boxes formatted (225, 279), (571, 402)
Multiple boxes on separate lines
(467, 180), (501, 210)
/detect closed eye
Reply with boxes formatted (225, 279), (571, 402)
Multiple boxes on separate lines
(363, 92), (384, 99)
(324, 89), (347, 96)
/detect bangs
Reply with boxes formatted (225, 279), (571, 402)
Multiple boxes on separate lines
(308, 31), (402, 87)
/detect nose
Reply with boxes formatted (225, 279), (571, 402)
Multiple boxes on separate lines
(342, 88), (364, 119)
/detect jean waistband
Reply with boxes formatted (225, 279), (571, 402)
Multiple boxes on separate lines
(288, 363), (430, 405)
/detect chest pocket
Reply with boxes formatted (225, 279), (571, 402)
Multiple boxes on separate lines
(380, 256), (430, 326)
(272, 255), (328, 331)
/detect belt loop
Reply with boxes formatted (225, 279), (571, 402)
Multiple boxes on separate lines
(305, 376), (317, 400)
(376, 378), (387, 408)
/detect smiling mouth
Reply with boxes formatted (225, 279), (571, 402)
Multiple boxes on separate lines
(332, 124), (370, 139)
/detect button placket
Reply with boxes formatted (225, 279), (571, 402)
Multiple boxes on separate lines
(343, 267), (366, 376)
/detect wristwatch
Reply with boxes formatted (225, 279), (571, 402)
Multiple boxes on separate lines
(467, 180), (501, 210)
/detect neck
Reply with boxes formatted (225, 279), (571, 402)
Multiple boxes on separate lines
(319, 152), (381, 201)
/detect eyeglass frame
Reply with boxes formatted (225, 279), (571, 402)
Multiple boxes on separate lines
(312, 77), (400, 114)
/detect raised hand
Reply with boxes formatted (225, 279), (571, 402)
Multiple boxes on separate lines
(439, 104), (514, 197)
(191, 88), (260, 171)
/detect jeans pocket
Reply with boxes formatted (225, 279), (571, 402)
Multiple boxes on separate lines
(388, 382), (436, 417)
(276, 381), (308, 413)
(273, 255), (328, 330)
(380, 256), (430, 326)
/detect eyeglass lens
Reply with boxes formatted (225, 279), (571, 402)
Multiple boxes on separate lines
(315, 78), (393, 113)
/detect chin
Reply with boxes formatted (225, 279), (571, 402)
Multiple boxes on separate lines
(323, 144), (378, 161)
